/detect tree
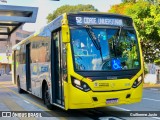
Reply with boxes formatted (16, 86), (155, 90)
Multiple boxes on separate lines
(46, 4), (98, 23)
(109, 3), (133, 14)
(145, 0), (160, 4)
(109, 1), (160, 63)
(122, 0), (137, 3)
(122, 0), (160, 4)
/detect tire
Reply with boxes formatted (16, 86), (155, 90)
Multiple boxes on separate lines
(44, 84), (53, 110)
(17, 77), (24, 94)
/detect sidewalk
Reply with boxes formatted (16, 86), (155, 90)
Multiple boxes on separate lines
(143, 74), (160, 88)
(143, 83), (160, 88)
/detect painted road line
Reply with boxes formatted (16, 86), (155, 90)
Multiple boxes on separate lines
(150, 88), (158, 91)
(0, 86), (36, 120)
(99, 117), (123, 120)
(111, 106), (131, 111)
(0, 82), (69, 120)
(0, 83), (55, 118)
(2, 97), (25, 111)
(152, 117), (160, 120)
(111, 106), (160, 120)
(143, 98), (160, 102)
(0, 83), (50, 111)
(24, 100), (30, 104)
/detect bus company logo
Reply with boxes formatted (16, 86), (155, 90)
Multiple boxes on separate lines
(76, 17), (82, 24)
(95, 82), (109, 87)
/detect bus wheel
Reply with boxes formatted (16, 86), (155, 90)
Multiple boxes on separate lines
(44, 85), (53, 110)
(17, 77), (24, 94)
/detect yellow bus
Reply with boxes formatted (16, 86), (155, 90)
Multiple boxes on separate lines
(12, 12), (144, 110)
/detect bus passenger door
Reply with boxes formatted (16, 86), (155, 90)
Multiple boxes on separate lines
(26, 43), (31, 92)
(51, 30), (64, 106)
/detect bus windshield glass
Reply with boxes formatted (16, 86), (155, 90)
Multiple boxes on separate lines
(71, 27), (140, 71)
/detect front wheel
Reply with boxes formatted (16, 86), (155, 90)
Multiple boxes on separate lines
(44, 84), (53, 110)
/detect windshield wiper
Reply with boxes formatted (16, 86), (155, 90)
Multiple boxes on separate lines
(113, 26), (123, 57)
(117, 26), (123, 46)
(85, 25), (103, 62)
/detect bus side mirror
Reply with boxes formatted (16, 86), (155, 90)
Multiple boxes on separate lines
(62, 25), (70, 43)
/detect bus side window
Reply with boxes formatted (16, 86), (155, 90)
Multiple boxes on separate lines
(45, 42), (50, 62)
(19, 44), (26, 64)
(31, 42), (39, 63)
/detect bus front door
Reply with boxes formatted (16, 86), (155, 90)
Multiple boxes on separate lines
(51, 30), (64, 106)
(26, 43), (31, 92)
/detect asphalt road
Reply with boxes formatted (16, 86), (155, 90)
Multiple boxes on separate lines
(0, 75), (160, 120)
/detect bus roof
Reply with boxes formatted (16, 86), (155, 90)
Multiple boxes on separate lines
(67, 12), (132, 19)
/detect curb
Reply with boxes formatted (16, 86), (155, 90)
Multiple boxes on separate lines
(143, 83), (160, 88)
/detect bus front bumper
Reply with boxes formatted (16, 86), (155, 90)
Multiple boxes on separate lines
(68, 83), (143, 109)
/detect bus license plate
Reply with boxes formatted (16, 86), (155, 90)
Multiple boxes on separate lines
(106, 98), (118, 104)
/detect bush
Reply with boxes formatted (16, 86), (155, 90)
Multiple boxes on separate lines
(154, 59), (160, 65)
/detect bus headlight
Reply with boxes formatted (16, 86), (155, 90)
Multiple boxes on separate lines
(71, 78), (91, 92)
(132, 75), (143, 88)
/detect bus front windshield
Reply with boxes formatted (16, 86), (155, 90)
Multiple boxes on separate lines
(71, 27), (140, 71)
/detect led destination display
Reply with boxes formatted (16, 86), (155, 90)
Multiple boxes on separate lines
(68, 15), (133, 26)
(76, 17), (123, 25)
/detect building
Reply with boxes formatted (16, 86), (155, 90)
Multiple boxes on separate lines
(0, 26), (33, 75)
(10, 26), (33, 45)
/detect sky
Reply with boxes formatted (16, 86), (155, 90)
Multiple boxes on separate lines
(0, 0), (122, 31)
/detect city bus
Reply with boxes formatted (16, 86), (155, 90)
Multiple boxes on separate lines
(12, 12), (144, 110)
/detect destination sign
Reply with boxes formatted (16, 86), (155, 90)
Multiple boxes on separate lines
(75, 17), (123, 25)
(68, 15), (132, 26)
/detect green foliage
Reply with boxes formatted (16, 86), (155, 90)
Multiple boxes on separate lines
(109, 1), (160, 63)
(145, 0), (160, 4)
(154, 59), (160, 65)
(122, 0), (137, 3)
(122, 0), (160, 4)
(46, 4), (98, 23)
